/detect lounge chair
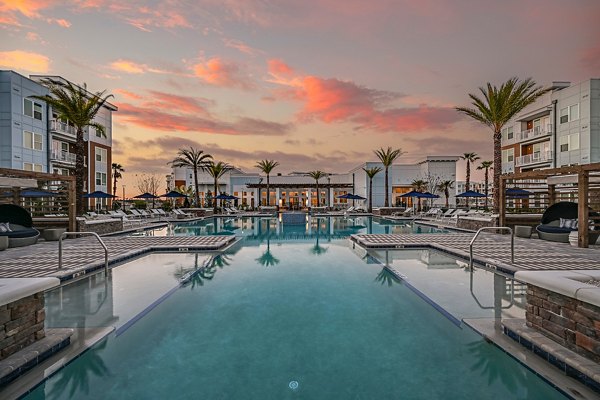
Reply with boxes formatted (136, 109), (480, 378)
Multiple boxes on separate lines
(0, 204), (40, 247)
(536, 202), (600, 243)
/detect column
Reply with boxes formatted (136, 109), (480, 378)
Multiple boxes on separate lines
(276, 188), (281, 207)
(578, 171), (589, 248)
(306, 188), (312, 208)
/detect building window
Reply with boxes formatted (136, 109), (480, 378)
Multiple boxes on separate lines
(560, 104), (579, 124)
(23, 99), (43, 120)
(559, 133), (580, 152)
(96, 172), (107, 186)
(95, 147), (107, 163)
(23, 131), (43, 151)
(23, 163), (43, 172)
(93, 124), (105, 138)
(502, 148), (514, 163)
(502, 126), (513, 141)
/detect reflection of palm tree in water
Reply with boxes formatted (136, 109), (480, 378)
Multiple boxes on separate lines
(174, 253), (227, 288)
(48, 338), (110, 397)
(375, 267), (401, 286)
(256, 222), (280, 267)
(467, 340), (529, 391)
(310, 220), (328, 256)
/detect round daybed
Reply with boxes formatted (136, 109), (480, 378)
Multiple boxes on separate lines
(536, 202), (600, 244)
(0, 204), (40, 247)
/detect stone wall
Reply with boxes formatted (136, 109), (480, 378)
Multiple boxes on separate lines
(0, 293), (45, 360)
(456, 216), (498, 231)
(373, 207), (404, 216)
(526, 285), (600, 362)
(76, 218), (123, 234)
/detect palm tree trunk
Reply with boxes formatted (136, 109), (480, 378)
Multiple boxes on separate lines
(445, 189), (449, 208)
(266, 174), (270, 206)
(113, 172), (117, 197)
(213, 178), (218, 212)
(193, 166), (200, 207)
(465, 161), (471, 207)
(368, 178), (373, 213)
(384, 167), (389, 207)
(493, 131), (502, 213)
(315, 182), (319, 206)
(75, 127), (86, 216)
(484, 168), (489, 209)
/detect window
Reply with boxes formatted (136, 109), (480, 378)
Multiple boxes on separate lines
(560, 104), (579, 124)
(23, 163), (43, 172)
(93, 125), (105, 138)
(560, 133), (580, 152)
(23, 99), (43, 120)
(502, 148), (514, 163)
(502, 126), (514, 141)
(23, 131), (43, 151)
(95, 172), (107, 186)
(95, 147), (107, 163)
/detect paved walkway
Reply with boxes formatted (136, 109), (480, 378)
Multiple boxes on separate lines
(0, 235), (236, 280)
(351, 233), (600, 273)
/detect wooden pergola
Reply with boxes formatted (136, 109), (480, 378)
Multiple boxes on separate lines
(499, 162), (600, 248)
(0, 168), (76, 231)
(246, 183), (353, 189)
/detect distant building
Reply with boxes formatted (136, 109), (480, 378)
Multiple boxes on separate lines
(0, 70), (117, 208)
(501, 78), (600, 174)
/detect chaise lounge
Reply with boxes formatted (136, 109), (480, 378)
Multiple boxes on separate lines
(0, 204), (40, 247)
(536, 201), (600, 243)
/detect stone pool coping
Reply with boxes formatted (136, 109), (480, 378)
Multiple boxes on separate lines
(0, 278), (60, 307)
(515, 270), (600, 308)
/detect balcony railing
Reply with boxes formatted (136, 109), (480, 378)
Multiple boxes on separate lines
(50, 119), (76, 136)
(502, 162), (515, 173)
(515, 151), (553, 167)
(50, 150), (77, 164)
(517, 124), (552, 142)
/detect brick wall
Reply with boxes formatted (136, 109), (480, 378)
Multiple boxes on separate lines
(76, 218), (123, 234)
(456, 216), (499, 231)
(0, 293), (45, 360)
(526, 285), (600, 362)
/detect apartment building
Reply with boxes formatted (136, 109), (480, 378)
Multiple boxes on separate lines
(0, 71), (117, 207)
(501, 79), (600, 174)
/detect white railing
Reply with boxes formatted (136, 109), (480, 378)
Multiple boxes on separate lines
(50, 150), (76, 163)
(515, 151), (553, 167)
(50, 119), (76, 136)
(517, 124), (552, 142)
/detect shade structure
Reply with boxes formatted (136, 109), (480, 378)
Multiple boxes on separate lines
(419, 191), (440, 199)
(133, 192), (159, 199)
(456, 190), (486, 198)
(506, 188), (533, 198)
(215, 194), (238, 200)
(13, 188), (59, 198)
(399, 190), (428, 198)
(160, 190), (188, 198)
(83, 190), (117, 198)
(337, 193), (366, 200)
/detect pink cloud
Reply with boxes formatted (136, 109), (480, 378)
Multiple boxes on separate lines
(0, 50), (50, 73)
(581, 45), (600, 73)
(193, 57), (255, 90)
(109, 59), (174, 75)
(222, 38), (262, 55)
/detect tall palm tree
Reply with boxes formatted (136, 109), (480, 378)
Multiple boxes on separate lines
(374, 147), (402, 207)
(170, 147), (212, 207)
(206, 161), (232, 213)
(255, 160), (279, 206)
(436, 180), (454, 208)
(460, 152), (480, 207)
(456, 78), (549, 212)
(111, 163), (124, 197)
(411, 179), (427, 211)
(363, 166), (382, 213)
(477, 161), (493, 209)
(308, 170), (326, 207)
(34, 81), (113, 215)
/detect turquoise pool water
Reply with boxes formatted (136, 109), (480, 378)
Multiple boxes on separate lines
(30, 242), (565, 399)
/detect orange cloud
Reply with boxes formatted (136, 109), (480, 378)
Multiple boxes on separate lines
(109, 59), (172, 74)
(0, 1), (70, 28)
(114, 89), (143, 100)
(222, 38), (261, 55)
(52, 18), (71, 27)
(0, 50), (50, 72)
(193, 57), (255, 90)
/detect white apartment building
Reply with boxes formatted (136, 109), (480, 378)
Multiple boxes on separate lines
(501, 78), (600, 174)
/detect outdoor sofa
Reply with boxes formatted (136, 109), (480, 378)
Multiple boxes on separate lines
(0, 204), (40, 247)
(536, 201), (600, 243)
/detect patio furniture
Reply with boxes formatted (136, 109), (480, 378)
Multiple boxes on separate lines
(536, 202), (600, 243)
(0, 204), (40, 247)
(514, 225), (532, 238)
(42, 228), (66, 241)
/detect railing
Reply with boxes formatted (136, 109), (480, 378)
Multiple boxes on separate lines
(469, 227), (514, 270)
(50, 119), (76, 136)
(501, 162), (514, 174)
(515, 151), (553, 167)
(58, 232), (109, 275)
(517, 124), (552, 142)
(50, 150), (76, 163)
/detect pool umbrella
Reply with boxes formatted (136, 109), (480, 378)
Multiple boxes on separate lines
(456, 190), (486, 198)
(18, 188), (59, 197)
(83, 190), (116, 198)
(133, 192), (159, 199)
(215, 194), (238, 200)
(160, 190), (188, 198)
(337, 193), (365, 200)
(419, 192), (440, 199)
(506, 188), (533, 198)
(399, 190), (427, 198)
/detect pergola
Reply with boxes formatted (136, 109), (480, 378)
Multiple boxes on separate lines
(499, 162), (600, 248)
(0, 168), (76, 231)
(246, 183), (353, 189)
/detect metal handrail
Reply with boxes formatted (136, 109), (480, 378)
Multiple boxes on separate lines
(58, 232), (109, 275)
(469, 227), (514, 269)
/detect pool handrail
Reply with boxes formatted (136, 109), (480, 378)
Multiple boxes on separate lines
(58, 231), (109, 275)
(469, 227), (514, 270)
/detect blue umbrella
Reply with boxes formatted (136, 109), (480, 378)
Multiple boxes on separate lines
(419, 191), (440, 199)
(506, 188), (533, 198)
(19, 188), (59, 197)
(215, 194), (237, 200)
(160, 190), (188, 198)
(400, 190), (427, 198)
(134, 192), (159, 199)
(337, 193), (365, 200)
(456, 190), (486, 198)
(83, 190), (116, 198)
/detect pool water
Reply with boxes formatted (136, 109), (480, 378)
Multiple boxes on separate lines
(29, 241), (565, 399)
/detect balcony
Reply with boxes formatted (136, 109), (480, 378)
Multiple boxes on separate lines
(50, 150), (79, 165)
(517, 124), (552, 143)
(50, 119), (76, 137)
(515, 151), (553, 167)
(502, 162), (515, 174)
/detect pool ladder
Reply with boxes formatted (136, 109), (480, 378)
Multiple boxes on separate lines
(469, 227), (514, 270)
(58, 232), (109, 275)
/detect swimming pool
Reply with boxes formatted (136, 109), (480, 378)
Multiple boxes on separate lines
(27, 241), (566, 399)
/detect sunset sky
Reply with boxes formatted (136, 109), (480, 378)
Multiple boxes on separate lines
(1, 0), (599, 195)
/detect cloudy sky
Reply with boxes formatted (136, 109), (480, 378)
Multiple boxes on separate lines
(1, 0), (599, 194)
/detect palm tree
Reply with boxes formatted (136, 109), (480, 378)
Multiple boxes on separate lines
(206, 161), (232, 213)
(34, 81), (113, 215)
(170, 147), (212, 207)
(411, 179), (427, 212)
(255, 160), (279, 206)
(363, 166), (382, 213)
(308, 170), (326, 207)
(456, 78), (549, 212)
(477, 161), (493, 209)
(374, 147), (402, 207)
(111, 163), (124, 197)
(460, 152), (480, 207)
(436, 180), (454, 208)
